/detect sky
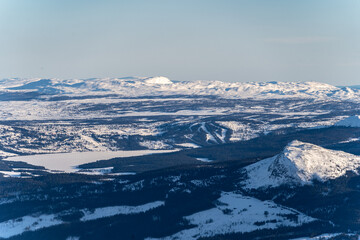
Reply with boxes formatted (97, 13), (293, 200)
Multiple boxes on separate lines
(0, 0), (359, 85)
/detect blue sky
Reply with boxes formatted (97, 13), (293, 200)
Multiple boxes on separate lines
(0, 0), (359, 85)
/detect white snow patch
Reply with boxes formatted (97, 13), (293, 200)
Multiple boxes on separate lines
(0, 171), (22, 178)
(338, 137), (360, 144)
(196, 158), (213, 163)
(215, 128), (227, 143)
(176, 143), (200, 148)
(78, 134), (108, 151)
(0, 214), (62, 239)
(147, 192), (315, 240)
(80, 201), (165, 221)
(197, 122), (218, 143)
(216, 121), (259, 141)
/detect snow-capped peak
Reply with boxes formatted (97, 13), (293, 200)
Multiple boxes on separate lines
(244, 140), (360, 189)
(144, 76), (173, 85)
(335, 115), (360, 127)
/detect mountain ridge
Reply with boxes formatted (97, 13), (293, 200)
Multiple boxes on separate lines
(1, 77), (359, 100)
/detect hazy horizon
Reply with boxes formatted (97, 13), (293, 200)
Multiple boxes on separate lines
(2, 76), (360, 88)
(1, 0), (359, 85)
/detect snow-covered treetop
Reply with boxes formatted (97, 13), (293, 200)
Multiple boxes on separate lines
(244, 140), (360, 189)
(0, 77), (359, 100)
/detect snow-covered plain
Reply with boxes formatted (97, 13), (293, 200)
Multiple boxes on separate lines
(3, 149), (177, 173)
(147, 192), (315, 240)
(244, 140), (360, 189)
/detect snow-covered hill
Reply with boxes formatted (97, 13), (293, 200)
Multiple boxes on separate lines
(335, 115), (360, 127)
(244, 140), (360, 189)
(1, 77), (359, 100)
(148, 192), (316, 240)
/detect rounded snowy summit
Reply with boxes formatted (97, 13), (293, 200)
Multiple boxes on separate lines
(144, 76), (173, 85)
(244, 140), (360, 189)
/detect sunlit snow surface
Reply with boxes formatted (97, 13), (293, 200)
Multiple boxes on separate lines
(147, 192), (316, 240)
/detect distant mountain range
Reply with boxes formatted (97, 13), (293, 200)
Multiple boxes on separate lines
(1, 77), (359, 101)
